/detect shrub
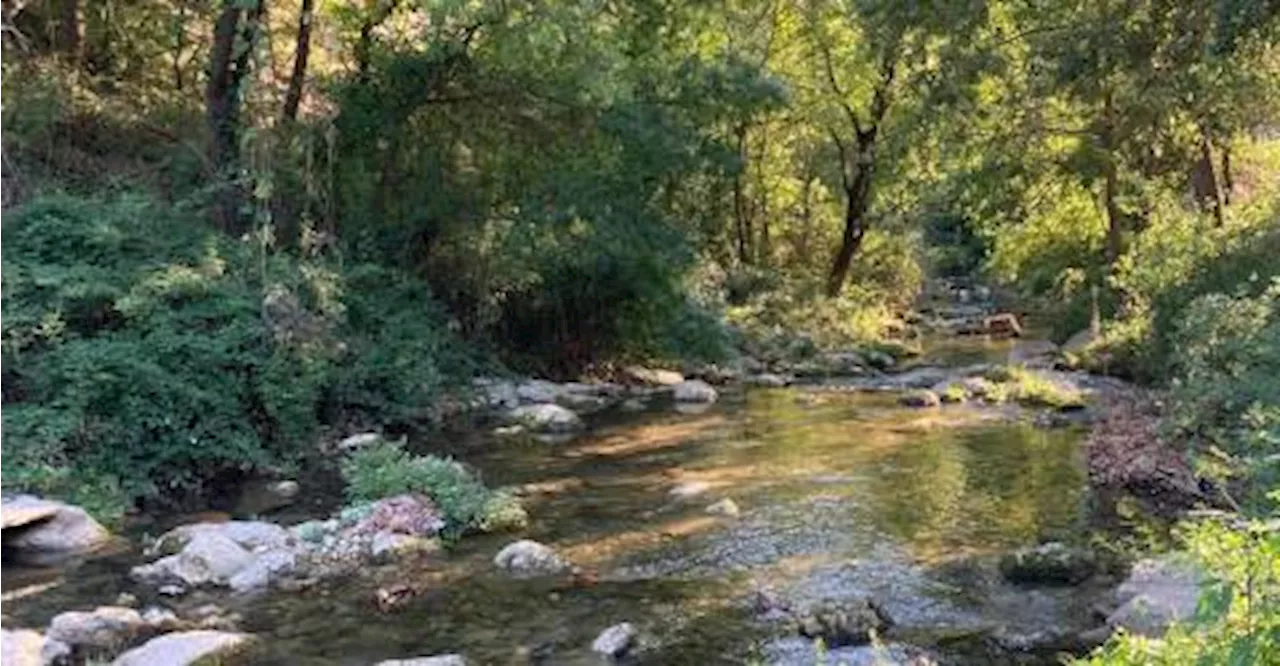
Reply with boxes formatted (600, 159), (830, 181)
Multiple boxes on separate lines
(1164, 281), (1280, 508)
(0, 193), (473, 519)
(341, 438), (528, 536)
(1077, 514), (1279, 666)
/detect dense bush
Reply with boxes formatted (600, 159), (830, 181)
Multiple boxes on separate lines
(1, 193), (473, 517)
(1079, 514), (1280, 666)
(341, 438), (527, 536)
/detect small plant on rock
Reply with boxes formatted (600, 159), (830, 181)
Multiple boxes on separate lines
(341, 438), (528, 536)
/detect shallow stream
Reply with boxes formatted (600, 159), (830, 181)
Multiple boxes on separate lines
(3, 339), (1106, 665)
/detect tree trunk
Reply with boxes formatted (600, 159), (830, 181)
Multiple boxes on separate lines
(826, 131), (876, 298)
(355, 1), (398, 82)
(731, 123), (751, 265)
(1221, 144), (1233, 207)
(281, 0), (313, 123)
(55, 0), (79, 58)
(1192, 131), (1224, 226)
(206, 0), (263, 233)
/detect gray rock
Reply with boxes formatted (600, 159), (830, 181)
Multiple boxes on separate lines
(797, 597), (892, 648)
(374, 655), (467, 666)
(156, 520), (293, 554)
(111, 631), (251, 666)
(493, 539), (570, 577)
(228, 549), (297, 592)
(625, 366), (685, 386)
(673, 380), (718, 403)
(899, 390), (941, 408)
(506, 404), (584, 433)
(591, 622), (636, 659)
(516, 379), (563, 404)
(47, 605), (146, 649)
(705, 498), (741, 517)
(747, 373), (792, 388)
(1106, 558), (1201, 637)
(339, 432), (384, 452)
(133, 531), (254, 587)
(1, 629), (48, 666)
(1, 496), (109, 564)
(140, 607), (181, 631)
(999, 542), (1097, 585)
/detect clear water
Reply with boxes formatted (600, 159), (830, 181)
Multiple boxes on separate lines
(2, 384), (1096, 665)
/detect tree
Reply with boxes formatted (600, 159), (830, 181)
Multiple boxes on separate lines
(281, 0), (314, 123)
(206, 0), (265, 233)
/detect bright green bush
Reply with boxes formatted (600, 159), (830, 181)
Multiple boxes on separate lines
(1078, 515), (1280, 666)
(1, 193), (473, 518)
(341, 438), (527, 535)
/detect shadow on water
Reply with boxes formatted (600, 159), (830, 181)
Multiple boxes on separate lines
(3, 385), (1094, 665)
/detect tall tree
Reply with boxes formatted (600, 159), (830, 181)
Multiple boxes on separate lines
(206, 0), (265, 233)
(281, 0), (314, 123)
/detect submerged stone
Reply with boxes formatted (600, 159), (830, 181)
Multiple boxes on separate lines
(999, 542), (1097, 585)
(591, 622), (636, 660)
(493, 539), (570, 577)
(673, 380), (718, 403)
(796, 597), (892, 648)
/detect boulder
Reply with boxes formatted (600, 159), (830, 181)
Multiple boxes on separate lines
(157, 520), (293, 553)
(797, 598), (892, 648)
(132, 531), (255, 588)
(747, 373), (792, 388)
(1105, 558), (1201, 637)
(507, 404), (584, 433)
(228, 549), (297, 593)
(1, 496), (109, 564)
(625, 366), (685, 386)
(591, 622), (636, 660)
(984, 313), (1023, 338)
(899, 390), (941, 408)
(999, 542), (1097, 585)
(47, 606), (146, 649)
(111, 631), (251, 666)
(673, 380), (718, 403)
(1, 629), (54, 666)
(493, 539), (570, 577)
(374, 656), (467, 666)
(232, 479), (300, 516)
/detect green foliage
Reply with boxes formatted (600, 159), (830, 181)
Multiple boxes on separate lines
(1, 193), (472, 518)
(341, 438), (527, 536)
(1164, 282), (1280, 506)
(982, 366), (1086, 410)
(1079, 516), (1280, 666)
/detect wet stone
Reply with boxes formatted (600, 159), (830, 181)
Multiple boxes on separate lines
(796, 597), (892, 648)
